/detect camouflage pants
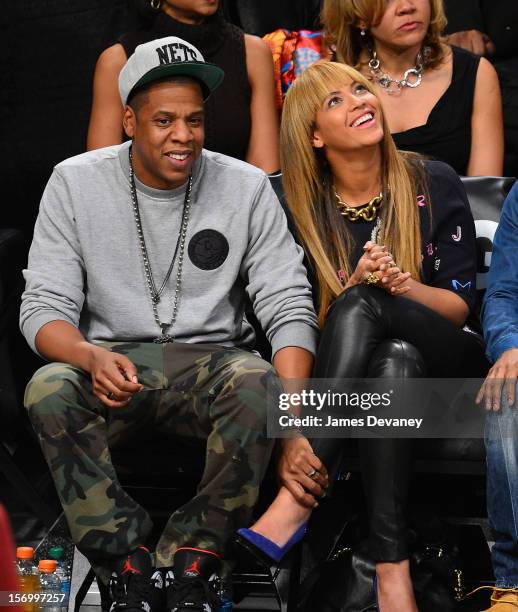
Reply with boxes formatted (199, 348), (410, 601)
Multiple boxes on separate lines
(25, 341), (276, 580)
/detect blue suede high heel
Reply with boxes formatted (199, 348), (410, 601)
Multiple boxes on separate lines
(235, 523), (307, 566)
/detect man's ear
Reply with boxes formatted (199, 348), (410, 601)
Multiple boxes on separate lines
(122, 106), (136, 139)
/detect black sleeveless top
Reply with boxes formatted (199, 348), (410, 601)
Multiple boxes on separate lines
(119, 12), (251, 161)
(392, 47), (480, 176)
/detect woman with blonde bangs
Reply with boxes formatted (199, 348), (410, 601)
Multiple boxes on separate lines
(237, 62), (489, 611)
(321, 0), (503, 177)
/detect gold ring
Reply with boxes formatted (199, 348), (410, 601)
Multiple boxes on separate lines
(307, 468), (317, 478)
(364, 272), (380, 285)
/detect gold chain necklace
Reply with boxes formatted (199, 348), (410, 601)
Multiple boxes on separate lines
(334, 191), (383, 222)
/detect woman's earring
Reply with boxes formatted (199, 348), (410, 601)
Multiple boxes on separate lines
(150, 0), (161, 10)
(360, 28), (367, 37)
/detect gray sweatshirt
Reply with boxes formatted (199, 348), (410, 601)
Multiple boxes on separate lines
(21, 142), (318, 357)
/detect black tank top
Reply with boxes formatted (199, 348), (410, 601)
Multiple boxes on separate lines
(119, 12), (251, 161)
(392, 46), (480, 176)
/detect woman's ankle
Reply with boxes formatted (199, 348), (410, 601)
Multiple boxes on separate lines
(248, 487), (312, 545)
(376, 561), (417, 612)
(376, 559), (411, 577)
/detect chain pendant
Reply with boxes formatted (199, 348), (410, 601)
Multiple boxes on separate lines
(154, 334), (175, 344)
(129, 148), (192, 344)
(154, 324), (175, 343)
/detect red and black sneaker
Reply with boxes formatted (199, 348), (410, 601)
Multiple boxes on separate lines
(165, 547), (222, 611)
(109, 546), (163, 612)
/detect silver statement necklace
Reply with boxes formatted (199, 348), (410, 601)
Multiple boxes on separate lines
(368, 47), (429, 95)
(129, 149), (192, 343)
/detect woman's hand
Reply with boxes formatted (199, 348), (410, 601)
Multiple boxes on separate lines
(347, 242), (411, 295)
(346, 242), (390, 288)
(278, 436), (329, 508)
(378, 257), (412, 296)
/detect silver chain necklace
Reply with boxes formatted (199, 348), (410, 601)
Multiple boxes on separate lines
(129, 149), (192, 343)
(368, 47), (429, 95)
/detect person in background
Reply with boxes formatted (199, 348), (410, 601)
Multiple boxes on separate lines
(477, 181), (518, 611)
(321, 0), (503, 177)
(444, 0), (518, 176)
(87, 0), (280, 173)
(237, 61), (489, 612)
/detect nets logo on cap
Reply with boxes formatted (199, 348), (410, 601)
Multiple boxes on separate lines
(119, 35), (225, 105)
(156, 42), (200, 65)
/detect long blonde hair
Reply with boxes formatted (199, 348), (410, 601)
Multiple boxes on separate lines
(321, 0), (447, 69)
(280, 61), (425, 325)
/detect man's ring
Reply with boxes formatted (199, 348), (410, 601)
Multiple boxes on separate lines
(107, 391), (114, 400)
(307, 468), (317, 479)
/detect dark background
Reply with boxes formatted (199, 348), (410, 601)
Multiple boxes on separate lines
(2, 1), (136, 239)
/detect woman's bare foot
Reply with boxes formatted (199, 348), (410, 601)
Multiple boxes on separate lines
(376, 560), (418, 612)
(247, 486), (312, 547)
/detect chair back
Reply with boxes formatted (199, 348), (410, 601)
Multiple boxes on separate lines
(460, 176), (516, 302)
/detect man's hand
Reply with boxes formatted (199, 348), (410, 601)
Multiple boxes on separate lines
(86, 344), (143, 408)
(278, 436), (329, 507)
(446, 30), (496, 56)
(34, 322), (143, 408)
(476, 348), (518, 411)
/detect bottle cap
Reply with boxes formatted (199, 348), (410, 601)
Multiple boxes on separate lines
(48, 547), (64, 560)
(16, 547), (34, 559)
(38, 560), (57, 572)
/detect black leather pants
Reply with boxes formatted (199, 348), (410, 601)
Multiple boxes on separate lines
(312, 284), (489, 561)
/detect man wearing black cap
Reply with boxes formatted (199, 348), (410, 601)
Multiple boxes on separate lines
(21, 36), (319, 612)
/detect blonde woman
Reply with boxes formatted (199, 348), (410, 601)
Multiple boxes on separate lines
(237, 62), (489, 611)
(321, 0), (503, 176)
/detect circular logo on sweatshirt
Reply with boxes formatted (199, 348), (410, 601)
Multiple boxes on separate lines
(188, 229), (229, 270)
